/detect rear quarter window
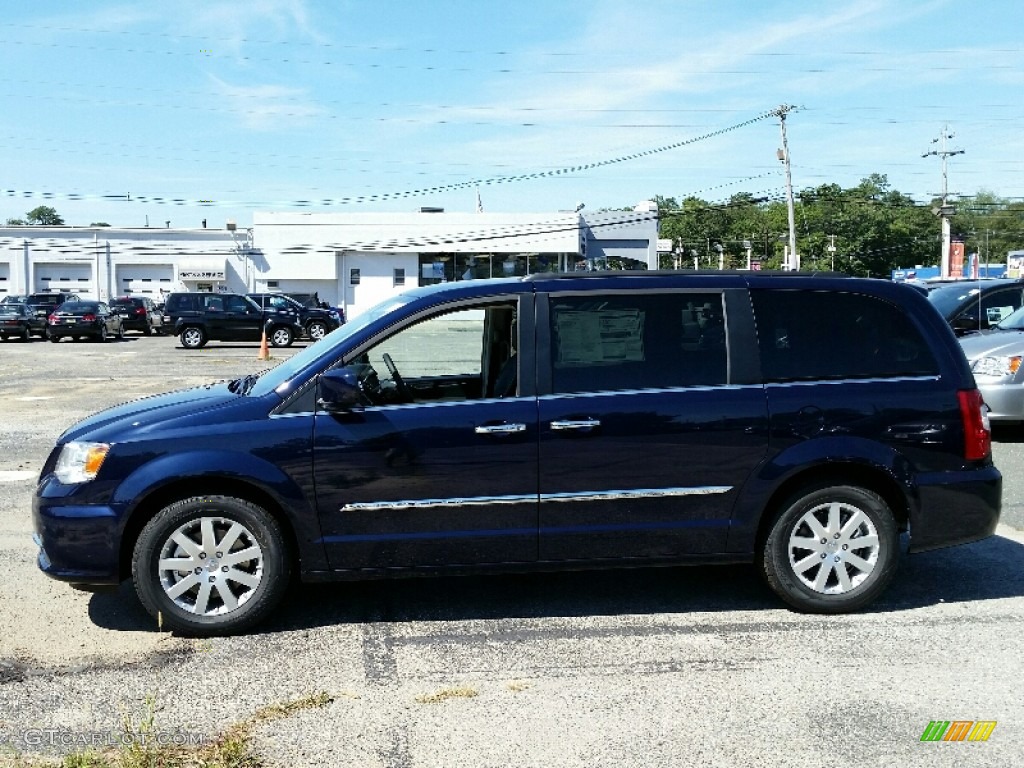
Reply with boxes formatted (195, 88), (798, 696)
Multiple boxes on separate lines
(751, 289), (940, 382)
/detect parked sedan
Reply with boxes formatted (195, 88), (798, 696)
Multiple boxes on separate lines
(47, 301), (125, 343)
(0, 303), (44, 341)
(959, 306), (1024, 422)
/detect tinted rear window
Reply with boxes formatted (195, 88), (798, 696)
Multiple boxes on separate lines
(548, 292), (728, 393)
(751, 289), (939, 382)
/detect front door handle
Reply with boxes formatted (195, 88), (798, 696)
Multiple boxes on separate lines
(550, 419), (601, 431)
(475, 423), (526, 435)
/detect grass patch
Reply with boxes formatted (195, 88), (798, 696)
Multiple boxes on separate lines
(414, 686), (478, 704)
(2, 692), (333, 768)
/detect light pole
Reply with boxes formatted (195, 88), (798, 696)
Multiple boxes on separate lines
(923, 125), (964, 277)
(773, 105), (799, 270)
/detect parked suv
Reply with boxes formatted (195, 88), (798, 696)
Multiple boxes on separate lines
(34, 272), (1001, 635)
(162, 292), (303, 349)
(247, 292), (342, 340)
(26, 291), (80, 321)
(109, 296), (164, 335)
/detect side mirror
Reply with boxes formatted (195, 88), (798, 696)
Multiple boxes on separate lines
(952, 315), (980, 332)
(318, 367), (366, 412)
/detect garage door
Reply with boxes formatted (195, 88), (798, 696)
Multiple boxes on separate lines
(0, 262), (10, 298)
(114, 264), (174, 297)
(33, 262), (93, 296)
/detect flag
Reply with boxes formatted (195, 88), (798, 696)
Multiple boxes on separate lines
(475, 187), (483, 213)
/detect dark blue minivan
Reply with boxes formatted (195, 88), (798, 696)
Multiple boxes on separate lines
(34, 272), (1002, 635)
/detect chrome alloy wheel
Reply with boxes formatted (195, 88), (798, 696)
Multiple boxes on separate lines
(787, 500), (880, 595)
(157, 516), (264, 616)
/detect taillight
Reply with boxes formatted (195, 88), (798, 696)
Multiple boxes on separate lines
(958, 389), (991, 461)
(135, 307), (146, 315)
(82, 313), (96, 322)
(47, 313), (57, 324)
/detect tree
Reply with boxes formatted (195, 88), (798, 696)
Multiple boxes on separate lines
(90, 222), (111, 227)
(25, 206), (64, 225)
(5, 217), (25, 225)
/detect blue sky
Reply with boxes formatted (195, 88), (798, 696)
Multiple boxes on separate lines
(1, 0), (1021, 228)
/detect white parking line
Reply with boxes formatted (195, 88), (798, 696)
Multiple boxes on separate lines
(0, 470), (36, 482)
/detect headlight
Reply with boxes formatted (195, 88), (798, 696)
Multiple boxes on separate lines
(55, 441), (110, 484)
(971, 355), (1023, 378)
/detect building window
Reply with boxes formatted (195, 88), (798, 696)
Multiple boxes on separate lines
(393, 268), (405, 287)
(350, 268), (361, 285)
(267, 280), (279, 288)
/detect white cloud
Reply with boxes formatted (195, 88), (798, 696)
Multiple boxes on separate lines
(209, 75), (325, 130)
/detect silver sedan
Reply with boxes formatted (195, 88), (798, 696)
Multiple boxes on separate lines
(959, 306), (1024, 422)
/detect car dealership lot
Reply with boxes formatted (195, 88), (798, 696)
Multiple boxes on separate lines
(2, 335), (1023, 766)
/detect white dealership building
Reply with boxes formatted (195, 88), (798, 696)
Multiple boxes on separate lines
(0, 205), (658, 319)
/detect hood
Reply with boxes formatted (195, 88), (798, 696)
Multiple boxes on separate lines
(958, 331), (1024, 361)
(58, 381), (265, 444)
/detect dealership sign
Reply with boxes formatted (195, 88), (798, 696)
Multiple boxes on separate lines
(179, 269), (225, 280)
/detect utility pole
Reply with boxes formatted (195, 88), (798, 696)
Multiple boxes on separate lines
(922, 125), (964, 277)
(773, 105), (799, 270)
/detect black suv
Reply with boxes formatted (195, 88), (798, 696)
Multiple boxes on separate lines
(162, 292), (303, 349)
(247, 292), (342, 341)
(35, 272), (1000, 635)
(109, 296), (164, 335)
(26, 291), (80, 321)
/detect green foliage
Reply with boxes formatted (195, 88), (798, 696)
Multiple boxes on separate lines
(5, 217), (26, 225)
(652, 174), (1023, 276)
(25, 205), (64, 225)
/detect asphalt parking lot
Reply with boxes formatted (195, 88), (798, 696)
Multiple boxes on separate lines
(1, 334), (1023, 766)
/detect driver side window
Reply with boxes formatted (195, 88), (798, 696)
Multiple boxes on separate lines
(357, 301), (518, 405)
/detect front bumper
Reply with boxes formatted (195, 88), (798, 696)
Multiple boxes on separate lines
(908, 465), (1002, 553)
(976, 380), (1024, 422)
(33, 496), (123, 584)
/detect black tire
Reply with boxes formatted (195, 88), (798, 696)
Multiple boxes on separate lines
(132, 495), (290, 636)
(116, 321), (126, 340)
(49, 334), (60, 343)
(180, 325), (207, 349)
(307, 320), (328, 341)
(269, 325), (294, 347)
(21, 327), (31, 342)
(95, 326), (107, 343)
(143, 322), (153, 336)
(759, 484), (899, 614)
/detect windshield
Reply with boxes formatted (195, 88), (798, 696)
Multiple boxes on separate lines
(926, 283), (983, 317)
(248, 294), (412, 397)
(993, 305), (1024, 331)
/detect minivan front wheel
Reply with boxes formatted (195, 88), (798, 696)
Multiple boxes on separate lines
(132, 495), (290, 636)
(760, 484), (899, 614)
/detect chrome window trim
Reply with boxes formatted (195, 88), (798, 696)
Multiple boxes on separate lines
(765, 375), (941, 388)
(538, 384), (761, 401)
(340, 485), (732, 513)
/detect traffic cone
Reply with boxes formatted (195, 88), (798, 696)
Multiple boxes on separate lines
(257, 328), (271, 361)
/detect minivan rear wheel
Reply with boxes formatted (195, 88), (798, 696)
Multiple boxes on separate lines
(132, 495), (290, 636)
(760, 484), (899, 614)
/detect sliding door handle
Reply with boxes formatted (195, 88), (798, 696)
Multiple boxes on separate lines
(550, 419), (601, 431)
